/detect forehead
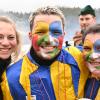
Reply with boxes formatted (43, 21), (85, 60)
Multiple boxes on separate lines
(0, 21), (16, 35)
(84, 33), (100, 44)
(0, 21), (14, 30)
(34, 15), (62, 25)
(79, 14), (94, 19)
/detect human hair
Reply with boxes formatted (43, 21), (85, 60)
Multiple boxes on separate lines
(29, 6), (65, 31)
(0, 16), (21, 62)
(82, 24), (100, 43)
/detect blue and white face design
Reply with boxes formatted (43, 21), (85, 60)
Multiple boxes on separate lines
(93, 39), (100, 53)
(89, 39), (100, 70)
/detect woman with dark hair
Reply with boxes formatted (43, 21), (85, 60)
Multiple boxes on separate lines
(0, 16), (21, 99)
(82, 24), (100, 100)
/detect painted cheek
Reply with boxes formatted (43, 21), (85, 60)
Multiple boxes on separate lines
(32, 34), (40, 51)
(85, 52), (92, 62)
(37, 34), (49, 46)
(58, 36), (63, 49)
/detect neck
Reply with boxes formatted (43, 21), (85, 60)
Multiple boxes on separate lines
(0, 56), (11, 79)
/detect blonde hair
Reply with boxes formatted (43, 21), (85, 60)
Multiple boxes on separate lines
(0, 16), (21, 63)
(29, 6), (65, 31)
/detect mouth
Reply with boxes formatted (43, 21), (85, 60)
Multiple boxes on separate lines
(40, 46), (57, 53)
(89, 61), (100, 67)
(0, 48), (11, 53)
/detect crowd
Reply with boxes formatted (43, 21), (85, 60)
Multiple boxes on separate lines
(0, 5), (100, 100)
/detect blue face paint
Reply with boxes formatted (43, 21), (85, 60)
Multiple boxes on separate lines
(49, 21), (63, 37)
(93, 39), (100, 53)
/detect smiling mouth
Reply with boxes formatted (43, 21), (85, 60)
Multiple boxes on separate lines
(40, 46), (57, 53)
(0, 48), (10, 52)
(89, 61), (100, 66)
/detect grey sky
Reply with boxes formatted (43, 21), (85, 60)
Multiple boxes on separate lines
(0, 0), (100, 12)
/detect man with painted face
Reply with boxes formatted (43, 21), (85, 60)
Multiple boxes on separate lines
(2, 6), (89, 100)
(73, 5), (96, 46)
(82, 24), (100, 100)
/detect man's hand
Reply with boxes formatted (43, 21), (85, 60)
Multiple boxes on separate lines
(73, 31), (83, 46)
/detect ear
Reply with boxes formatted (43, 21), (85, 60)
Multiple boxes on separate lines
(28, 32), (32, 40)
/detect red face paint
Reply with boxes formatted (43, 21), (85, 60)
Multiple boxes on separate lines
(32, 34), (40, 51)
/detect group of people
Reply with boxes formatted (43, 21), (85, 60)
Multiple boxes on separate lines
(0, 5), (100, 100)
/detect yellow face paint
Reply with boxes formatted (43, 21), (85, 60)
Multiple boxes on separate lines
(83, 39), (93, 56)
(32, 21), (49, 35)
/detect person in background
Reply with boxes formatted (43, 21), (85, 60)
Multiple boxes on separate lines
(73, 5), (96, 46)
(0, 16), (21, 100)
(82, 24), (100, 100)
(65, 41), (71, 47)
(2, 6), (89, 100)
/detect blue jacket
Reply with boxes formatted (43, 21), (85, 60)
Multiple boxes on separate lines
(84, 77), (100, 100)
(1, 46), (89, 100)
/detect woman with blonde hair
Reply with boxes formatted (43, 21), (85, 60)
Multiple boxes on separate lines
(0, 16), (21, 99)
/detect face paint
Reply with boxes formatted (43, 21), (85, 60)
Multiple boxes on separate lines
(92, 39), (100, 69)
(32, 21), (49, 51)
(83, 38), (100, 72)
(49, 21), (63, 37)
(32, 21), (64, 60)
(85, 51), (92, 62)
(32, 34), (39, 51)
(49, 21), (64, 49)
(83, 39), (93, 57)
(93, 39), (100, 53)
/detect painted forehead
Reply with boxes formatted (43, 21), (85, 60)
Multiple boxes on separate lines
(33, 21), (63, 32)
(84, 39), (100, 53)
(83, 39), (93, 48)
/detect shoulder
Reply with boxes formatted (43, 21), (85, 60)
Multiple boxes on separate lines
(65, 46), (82, 61)
(6, 59), (23, 81)
(64, 46), (84, 66)
(60, 46), (82, 60)
(65, 46), (82, 56)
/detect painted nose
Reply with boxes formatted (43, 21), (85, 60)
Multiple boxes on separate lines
(44, 34), (55, 46)
(90, 52), (100, 60)
(43, 34), (50, 42)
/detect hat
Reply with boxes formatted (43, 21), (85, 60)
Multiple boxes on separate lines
(79, 5), (95, 16)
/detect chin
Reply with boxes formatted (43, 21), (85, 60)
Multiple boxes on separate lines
(40, 54), (57, 61)
(0, 55), (10, 60)
(40, 56), (53, 60)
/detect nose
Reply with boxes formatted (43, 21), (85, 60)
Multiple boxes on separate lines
(90, 52), (100, 60)
(82, 19), (86, 24)
(43, 34), (51, 44)
(1, 37), (10, 46)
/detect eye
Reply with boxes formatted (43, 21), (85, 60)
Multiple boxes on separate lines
(37, 31), (43, 34)
(96, 46), (100, 50)
(83, 46), (92, 52)
(86, 18), (90, 20)
(0, 35), (4, 40)
(94, 46), (100, 52)
(80, 18), (84, 21)
(36, 29), (47, 35)
(54, 31), (60, 34)
(52, 30), (62, 36)
(8, 36), (16, 40)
